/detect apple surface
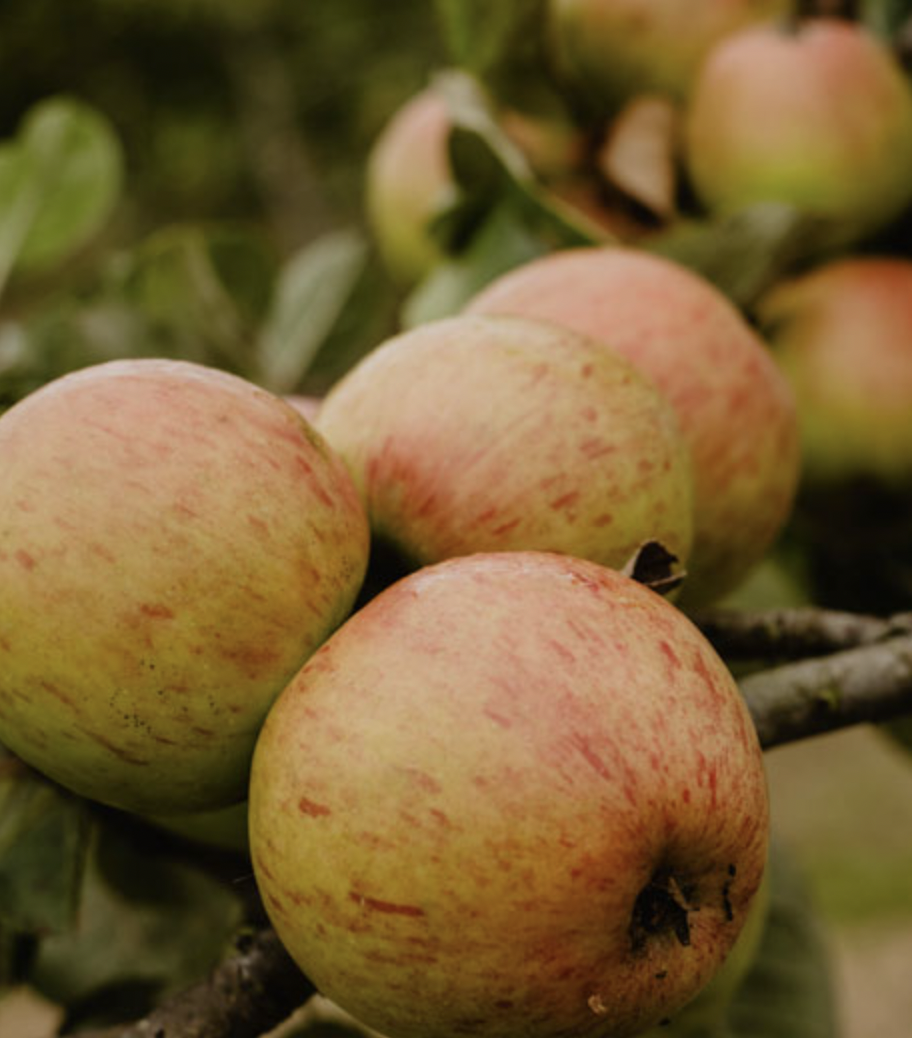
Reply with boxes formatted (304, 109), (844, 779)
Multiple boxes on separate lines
(684, 18), (912, 243)
(466, 246), (800, 605)
(249, 550), (770, 1038)
(316, 313), (694, 576)
(365, 87), (456, 287)
(0, 359), (369, 814)
(641, 865), (770, 1035)
(758, 256), (912, 489)
(548, 0), (790, 115)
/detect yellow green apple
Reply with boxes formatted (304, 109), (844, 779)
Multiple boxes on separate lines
(685, 18), (912, 243)
(0, 359), (369, 814)
(316, 313), (694, 575)
(466, 246), (800, 605)
(249, 550), (770, 1038)
(758, 256), (912, 489)
(365, 87), (456, 287)
(548, 0), (791, 116)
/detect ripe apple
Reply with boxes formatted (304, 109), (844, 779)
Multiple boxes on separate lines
(641, 865), (770, 1034)
(547, 0), (790, 116)
(684, 18), (912, 243)
(316, 313), (694, 575)
(758, 256), (912, 489)
(0, 359), (369, 815)
(365, 87), (456, 287)
(249, 550), (770, 1038)
(466, 246), (800, 605)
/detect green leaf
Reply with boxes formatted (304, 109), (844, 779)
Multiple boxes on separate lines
(123, 222), (277, 376)
(0, 96), (123, 292)
(860, 0), (912, 39)
(30, 817), (245, 1012)
(646, 203), (839, 311)
(726, 840), (840, 1038)
(257, 229), (369, 394)
(401, 202), (548, 326)
(0, 749), (91, 935)
(432, 0), (558, 113)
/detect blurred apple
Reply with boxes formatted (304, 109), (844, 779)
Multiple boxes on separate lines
(0, 359), (369, 814)
(365, 87), (456, 286)
(758, 256), (912, 489)
(466, 247), (800, 605)
(685, 18), (912, 244)
(250, 551), (770, 1038)
(548, 0), (790, 116)
(316, 313), (694, 575)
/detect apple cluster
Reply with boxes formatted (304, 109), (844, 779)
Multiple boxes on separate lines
(0, 319), (772, 1037)
(368, 7), (912, 281)
(9, 5), (912, 1038)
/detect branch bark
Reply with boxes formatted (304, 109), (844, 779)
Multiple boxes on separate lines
(692, 605), (912, 661)
(740, 633), (912, 749)
(70, 928), (314, 1038)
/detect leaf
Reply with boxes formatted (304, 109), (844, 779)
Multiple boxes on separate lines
(0, 96), (122, 292)
(30, 817), (245, 1013)
(647, 203), (839, 310)
(432, 0), (559, 113)
(726, 839), (841, 1038)
(400, 202), (547, 326)
(0, 749), (91, 935)
(860, 0), (912, 39)
(123, 222), (277, 376)
(257, 229), (369, 394)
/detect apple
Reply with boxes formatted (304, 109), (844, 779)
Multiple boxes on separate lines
(684, 18), (912, 243)
(316, 313), (694, 576)
(641, 865), (770, 1035)
(466, 246), (800, 605)
(143, 800), (250, 855)
(365, 87), (456, 287)
(249, 550), (770, 1038)
(757, 256), (912, 489)
(0, 359), (369, 815)
(547, 0), (790, 116)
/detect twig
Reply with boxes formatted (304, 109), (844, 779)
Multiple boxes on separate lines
(740, 633), (912, 749)
(70, 928), (314, 1038)
(692, 606), (912, 661)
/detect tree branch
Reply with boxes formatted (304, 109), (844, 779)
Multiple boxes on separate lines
(70, 928), (314, 1038)
(692, 606), (912, 661)
(740, 633), (912, 749)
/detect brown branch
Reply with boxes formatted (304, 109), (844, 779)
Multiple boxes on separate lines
(740, 633), (912, 749)
(70, 928), (315, 1038)
(692, 606), (912, 661)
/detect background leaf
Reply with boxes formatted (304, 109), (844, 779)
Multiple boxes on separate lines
(257, 228), (369, 394)
(726, 839), (841, 1038)
(0, 749), (91, 935)
(0, 96), (122, 292)
(30, 818), (246, 1025)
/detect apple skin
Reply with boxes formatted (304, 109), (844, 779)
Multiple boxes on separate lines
(548, 0), (790, 116)
(316, 313), (694, 575)
(466, 247), (800, 606)
(0, 359), (369, 815)
(685, 19), (912, 242)
(758, 256), (912, 490)
(249, 550), (770, 1038)
(143, 800), (250, 855)
(641, 866), (770, 1035)
(365, 88), (456, 287)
